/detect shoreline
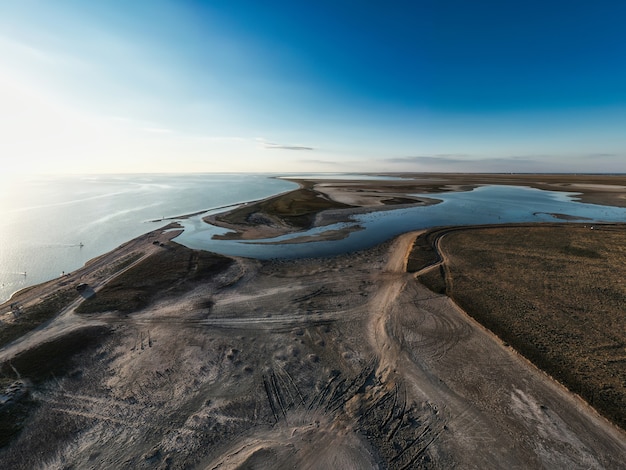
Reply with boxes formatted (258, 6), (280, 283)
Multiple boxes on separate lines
(0, 223), (181, 318)
(199, 173), (626, 242)
(1, 173), (626, 466)
(4, 173), (626, 304)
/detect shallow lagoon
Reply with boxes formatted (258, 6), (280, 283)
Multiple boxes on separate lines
(175, 185), (626, 259)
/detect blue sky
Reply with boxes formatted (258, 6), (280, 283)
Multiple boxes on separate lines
(1, 0), (626, 174)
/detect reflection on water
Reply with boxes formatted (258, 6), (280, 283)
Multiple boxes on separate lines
(174, 185), (626, 259)
(3, 180), (626, 303)
(0, 174), (297, 302)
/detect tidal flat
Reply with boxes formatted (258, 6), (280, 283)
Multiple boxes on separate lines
(1, 173), (626, 469)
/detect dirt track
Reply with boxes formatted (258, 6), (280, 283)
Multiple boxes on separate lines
(1, 226), (625, 468)
(366, 232), (626, 468)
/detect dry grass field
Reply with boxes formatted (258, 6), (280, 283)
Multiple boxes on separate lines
(413, 224), (626, 429)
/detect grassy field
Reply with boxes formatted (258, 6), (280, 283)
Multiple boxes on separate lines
(411, 224), (626, 429)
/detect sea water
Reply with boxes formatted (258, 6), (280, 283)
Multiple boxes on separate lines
(3, 175), (626, 303)
(0, 173), (297, 302)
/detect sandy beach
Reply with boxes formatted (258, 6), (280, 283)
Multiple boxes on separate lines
(1, 174), (626, 468)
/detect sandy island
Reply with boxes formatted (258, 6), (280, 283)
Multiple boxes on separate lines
(1, 173), (625, 469)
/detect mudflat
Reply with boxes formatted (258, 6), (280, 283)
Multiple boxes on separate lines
(0, 173), (625, 468)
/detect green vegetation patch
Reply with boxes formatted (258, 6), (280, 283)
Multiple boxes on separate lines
(218, 186), (352, 230)
(429, 224), (626, 429)
(76, 244), (233, 314)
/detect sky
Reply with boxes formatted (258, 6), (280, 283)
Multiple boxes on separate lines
(1, 0), (626, 175)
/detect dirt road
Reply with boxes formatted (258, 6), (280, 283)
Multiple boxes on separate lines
(367, 231), (626, 468)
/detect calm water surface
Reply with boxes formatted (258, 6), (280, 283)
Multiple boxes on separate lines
(3, 176), (626, 303)
(0, 174), (296, 302)
(175, 185), (626, 258)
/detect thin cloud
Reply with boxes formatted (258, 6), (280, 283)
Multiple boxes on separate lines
(381, 153), (626, 173)
(300, 159), (340, 165)
(383, 155), (544, 172)
(433, 153), (471, 158)
(265, 143), (314, 151)
(386, 156), (466, 164)
(585, 153), (620, 158)
(0, 34), (72, 66)
(256, 137), (314, 151)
